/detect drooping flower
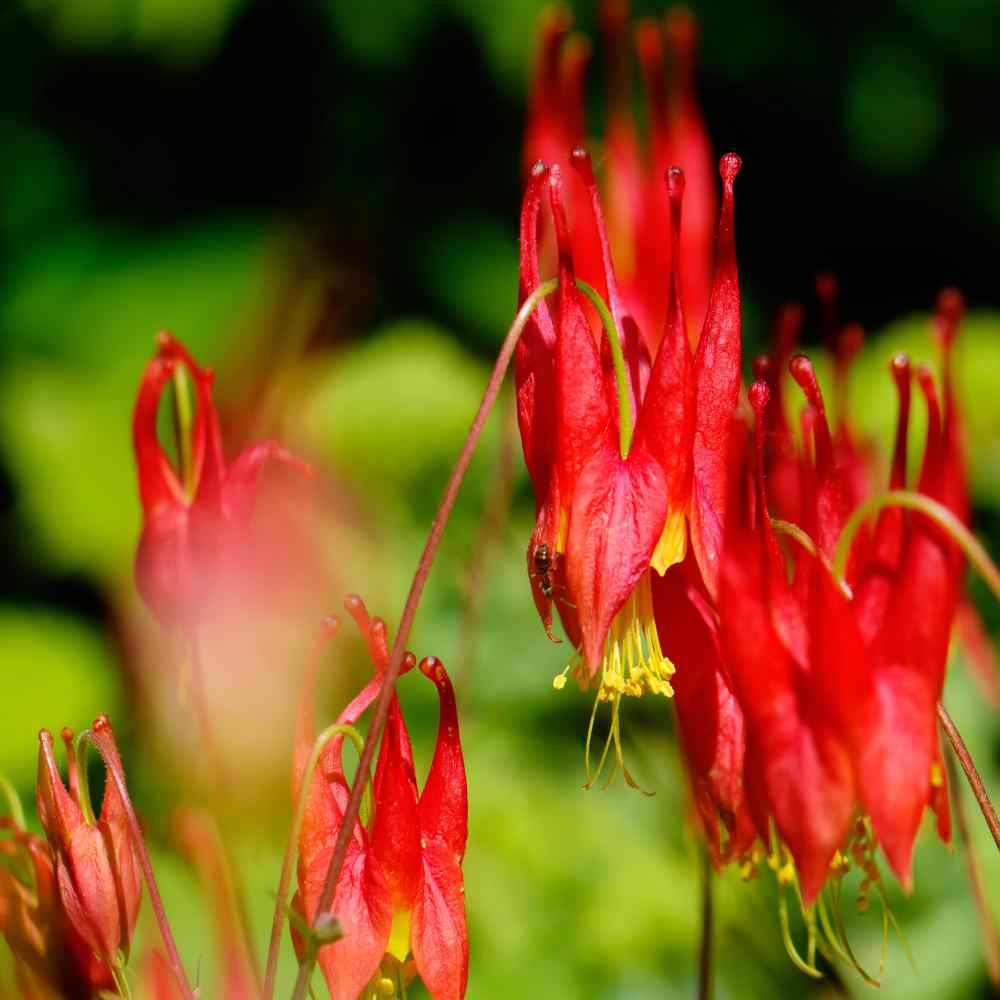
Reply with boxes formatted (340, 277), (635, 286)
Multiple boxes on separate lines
(293, 598), (468, 1000)
(721, 343), (960, 903)
(133, 332), (313, 631)
(0, 810), (113, 998)
(34, 722), (143, 980)
(524, 2), (716, 347)
(516, 143), (742, 782)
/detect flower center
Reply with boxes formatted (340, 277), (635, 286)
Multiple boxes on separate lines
(553, 571), (675, 793)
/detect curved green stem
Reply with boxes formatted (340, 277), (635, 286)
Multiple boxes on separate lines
(833, 490), (1000, 601)
(0, 775), (26, 830)
(262, 723), (365, 1000)
(575, 278), (634, 459)
(289, 278), (559, 1000)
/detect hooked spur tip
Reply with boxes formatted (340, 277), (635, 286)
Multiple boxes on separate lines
(936, 286), (965, 323)
(890, 353), (911, 385)
(749, 380), (771, 416)
(719, 152), (741, 185)
(530, 159), (547, 179)
(788, 353), (815, 385)
(664, 6), (697, 56)
(343, 593), (369, 629)
(402, 651), (417, 672)
(839, 322), (865, 359)
(38, 728), (53, 746)
(751, 354), (773, 382)
(320, 615), (339, 637)
(570, 145), (590, 166)
(419, 655), (447, 684)
(92, 715), (110, 734)
(815, 271), (838, 305)
(666, 166), (685, 200)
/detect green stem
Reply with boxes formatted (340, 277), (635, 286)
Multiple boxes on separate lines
(262, 722), (368, 1000)
(833, 489), (1000, 600)
(575, 278), (634, 459)
(0, 775), (26, 830)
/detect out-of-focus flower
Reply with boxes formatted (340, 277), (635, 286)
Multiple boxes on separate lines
(1, 719), (142, 997)
(525, 2), (715, 346)
(516, 144), (741, 779)
(35, 722), (142, 981)
(133, 332), (313, 631)
(294, 599), (468, 1000)
(129, 332), (339, 803)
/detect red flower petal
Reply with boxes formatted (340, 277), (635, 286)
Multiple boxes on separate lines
(690, 154), (742, 599)
(565, 440), (668, 671)
(411, 839), (469, 1000)
(418, 658), (467, 863)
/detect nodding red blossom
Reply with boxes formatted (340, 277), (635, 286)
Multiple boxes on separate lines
(0, 719), (140, 996)
(720, 342), (959, 903)
(293, 598), (468, 1000)
(0, 814), (113, 998)
(516, 147), (741, 735)
(34, 721), (142, 981)
(525, 2), (715, 347)
(133, 332), (311, 630)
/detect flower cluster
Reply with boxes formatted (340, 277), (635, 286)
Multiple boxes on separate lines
(517, 0), (983, 969)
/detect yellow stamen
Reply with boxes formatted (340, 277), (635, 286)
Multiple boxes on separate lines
(385, 910), (412, 963)
(553, 572), (673, 794)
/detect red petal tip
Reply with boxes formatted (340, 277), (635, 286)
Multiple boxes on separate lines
(751, 354), (772, 381)
(719, 152), (741, 186)
(840, 322), (864, 357)
(749, 380), (770, 416)
(664, 6), (697, 56)
(936, 286), (965, 324)
(815, 271), (838, 305)
(418, 655), (447, 685)
(343, 593), (370, 630)
(666, 165), (686, 200)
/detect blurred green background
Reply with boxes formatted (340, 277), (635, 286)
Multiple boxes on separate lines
(2, 0), (1000, 997)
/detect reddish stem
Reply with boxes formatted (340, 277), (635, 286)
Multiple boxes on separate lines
(942, 719), (1000, 989)
(289, 279), (558, 999)
(83, 722), (195, 1000)
(938, 703), (1000, 853)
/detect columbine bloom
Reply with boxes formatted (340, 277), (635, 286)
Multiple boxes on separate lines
(294, 598), (468, 1000)
(35, 721), (142, 980)
(525, 2), (715, 346)
(720, 344), (958, 903)
(1, 811), (113, 998)
(516, 145), (741, 778)
(133, 332), (312, 630)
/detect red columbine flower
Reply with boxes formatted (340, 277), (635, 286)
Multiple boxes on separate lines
(721, 343), (960, 902)
(525, 3), (715, 347)
(133, 332), (311, 630)
(294, 599), (468, 1000)
(1, 812), (113, 998)
(516, 145), (741, 771)
(28, 722), (142, 988)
